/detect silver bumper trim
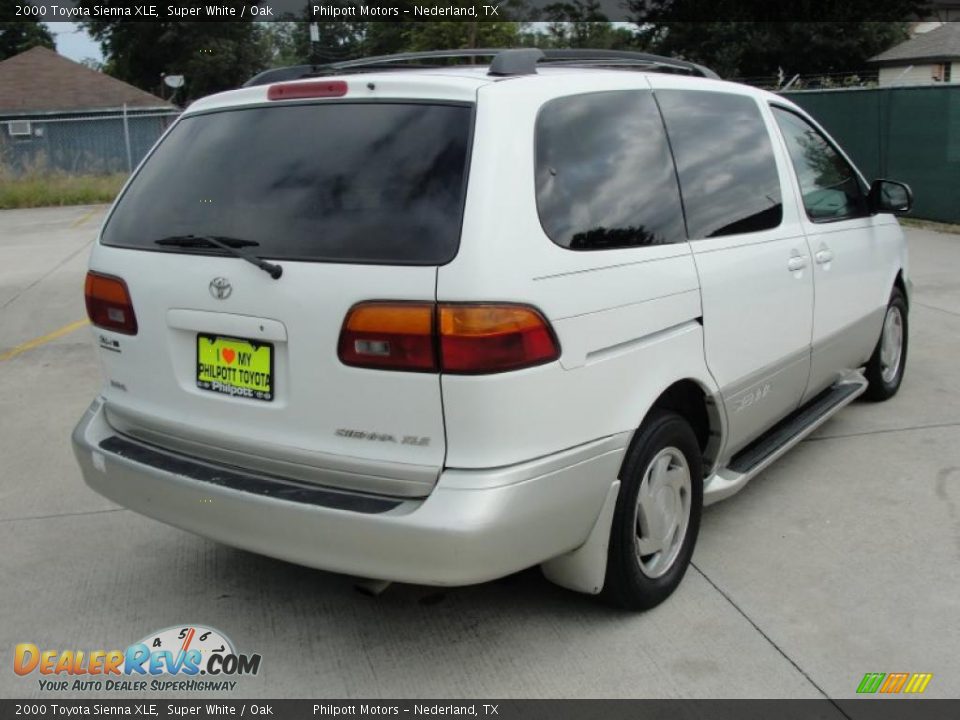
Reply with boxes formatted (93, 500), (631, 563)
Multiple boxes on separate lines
(74, 399), (627, 587)
(104, 402), (439, 498)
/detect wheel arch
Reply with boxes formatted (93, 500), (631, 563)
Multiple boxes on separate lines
(629, 378), (725, 478)
(893, 268), (909, 309)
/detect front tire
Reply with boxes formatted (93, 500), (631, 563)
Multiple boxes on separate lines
(603, 410), (703, 610)
(863, 287), (908, 402)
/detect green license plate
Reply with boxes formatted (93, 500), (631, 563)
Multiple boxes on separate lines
(196, 334), (274, 402)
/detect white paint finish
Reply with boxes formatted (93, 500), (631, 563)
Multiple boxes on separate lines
(764, 99), (908, 401)
(441, 324), (715, 468)
(186, 72), (489, 114)
(801, 219), (905, 399)
(643, 77), (818, 453)
(437, 72), (710, 469)
(89, 244), (447, 490)
(167, 308), (288, 342)
(688, 231), (814, 444)
(556, 291), (701, 369)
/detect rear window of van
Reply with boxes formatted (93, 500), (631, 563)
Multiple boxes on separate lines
(101, 102), (474, 265)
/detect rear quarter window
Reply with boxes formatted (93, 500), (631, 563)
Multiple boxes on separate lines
(101, 102), (474, 265)
(534, 90), (686, 250)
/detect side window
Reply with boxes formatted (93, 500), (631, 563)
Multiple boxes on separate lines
(535, 90), (686, 250)
(655, 90), (783, 239)
(771, 106), (868, 222)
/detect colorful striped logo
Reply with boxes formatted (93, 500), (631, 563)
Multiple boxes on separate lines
(857, 672), (933, 694)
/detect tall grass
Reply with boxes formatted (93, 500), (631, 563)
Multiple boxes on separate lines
(0, 149), (127, 210)
(0, 166), (127, 209)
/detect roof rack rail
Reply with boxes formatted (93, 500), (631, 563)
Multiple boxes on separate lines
(243, 48), (720, 87)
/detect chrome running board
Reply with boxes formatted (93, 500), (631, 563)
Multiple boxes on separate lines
(704, 372), (868, 506)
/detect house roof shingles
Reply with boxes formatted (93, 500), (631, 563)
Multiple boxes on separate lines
(0, 46), (173, 115)
(869, 22), (960, 65)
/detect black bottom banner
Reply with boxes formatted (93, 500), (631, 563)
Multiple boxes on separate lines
(2, 700), (957, 720)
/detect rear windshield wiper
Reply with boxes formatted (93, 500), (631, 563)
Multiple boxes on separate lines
(154, 235), (283, 280)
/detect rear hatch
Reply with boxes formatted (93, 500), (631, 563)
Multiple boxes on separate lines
(89, 95), (474, 498)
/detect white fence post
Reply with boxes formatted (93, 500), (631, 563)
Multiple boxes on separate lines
(122, 103), (133, 173)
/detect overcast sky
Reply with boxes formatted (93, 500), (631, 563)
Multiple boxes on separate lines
(48, 22), (104, 63)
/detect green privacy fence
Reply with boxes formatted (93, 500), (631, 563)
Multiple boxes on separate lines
(782, 85), (960, 224)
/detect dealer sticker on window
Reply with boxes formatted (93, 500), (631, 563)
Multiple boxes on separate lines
(197, 335), (273, 401)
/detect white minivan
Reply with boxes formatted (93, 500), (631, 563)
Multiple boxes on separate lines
(73, 49), (912, 609)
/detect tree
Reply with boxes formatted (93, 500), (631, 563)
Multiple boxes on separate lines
(261, 17), (365, 66)
(79, 57), (104, 72)
(81, 10), (270, 101)
(533, 0), (642, 50)
(0, 6), (55, 62)
(630, 0), (924, 23)
(633, 22), (910, 79)
(402, 19), (522, 53)
(624, 0), (921, 79)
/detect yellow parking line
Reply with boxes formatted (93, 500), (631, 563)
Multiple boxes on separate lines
(71, 208), (99, 228)
(0, 319), (90, 362)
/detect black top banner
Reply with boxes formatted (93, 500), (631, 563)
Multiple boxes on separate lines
(5, 0), (951, 22)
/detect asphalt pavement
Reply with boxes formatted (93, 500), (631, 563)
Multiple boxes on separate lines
(1, 205), (958, 700)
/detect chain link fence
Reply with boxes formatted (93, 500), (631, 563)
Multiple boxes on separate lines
(0, 108), (180, 177)
(736, 69), (881, 92)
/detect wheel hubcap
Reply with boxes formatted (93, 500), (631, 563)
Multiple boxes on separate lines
(880, 305), (904, 384)
(634, 447), (692, 578)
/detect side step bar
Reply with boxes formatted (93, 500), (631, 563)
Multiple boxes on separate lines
(704, 372), (868, 506)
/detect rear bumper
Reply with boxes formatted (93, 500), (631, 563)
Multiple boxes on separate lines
(72, 398), (626, 586)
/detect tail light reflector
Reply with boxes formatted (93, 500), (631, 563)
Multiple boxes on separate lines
(267, 80), (348, 101)
(338, 302), (436, 372)
(84, 271), (138, 335)
(338, 302), (560, 374)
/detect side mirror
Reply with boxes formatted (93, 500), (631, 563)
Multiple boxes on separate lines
(868, 179), (913, 216)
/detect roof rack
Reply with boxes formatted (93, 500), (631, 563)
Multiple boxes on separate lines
(243, 48), (720, 87)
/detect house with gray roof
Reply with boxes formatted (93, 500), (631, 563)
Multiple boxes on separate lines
(0, 46), (178, 175)
(869, 22), (960, 86)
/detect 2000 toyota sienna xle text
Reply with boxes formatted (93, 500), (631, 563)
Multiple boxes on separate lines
(72, 49), (913, 609)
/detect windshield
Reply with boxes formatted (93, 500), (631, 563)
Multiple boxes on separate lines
(101, 102), (474, 265)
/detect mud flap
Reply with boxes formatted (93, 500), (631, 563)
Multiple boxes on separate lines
(540, 480), (620, 595)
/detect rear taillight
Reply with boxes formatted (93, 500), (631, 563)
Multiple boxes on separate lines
(438, 304), (560, 374)
(338, 302), (560, 374)
(84, 271), (138, 335)
(267, 80), (348, 101)
(338, 302), (436, 372)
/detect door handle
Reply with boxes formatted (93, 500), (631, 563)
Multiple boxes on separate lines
(787, 255), (808, 272)
(815, 248), (834, 264)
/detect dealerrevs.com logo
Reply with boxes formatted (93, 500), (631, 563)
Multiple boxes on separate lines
(14, 625), (261, 692)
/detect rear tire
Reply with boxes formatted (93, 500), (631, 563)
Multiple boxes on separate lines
(863, 287), (908, 402)
(602, 410), (703, 610)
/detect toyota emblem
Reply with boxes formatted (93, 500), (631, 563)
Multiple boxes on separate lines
(209, 277), (232, 300)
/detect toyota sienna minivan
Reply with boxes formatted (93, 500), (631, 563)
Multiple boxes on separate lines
(73, 49), (912, 609)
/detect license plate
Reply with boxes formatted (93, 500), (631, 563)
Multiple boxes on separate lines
(196, 334), (274, 402)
